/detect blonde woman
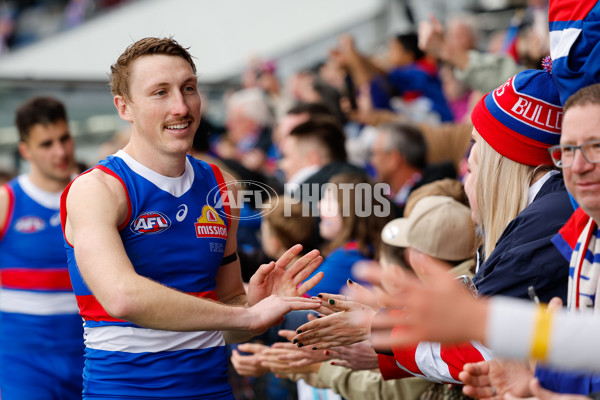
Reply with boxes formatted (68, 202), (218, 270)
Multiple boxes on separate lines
(467, 75), (572, 302)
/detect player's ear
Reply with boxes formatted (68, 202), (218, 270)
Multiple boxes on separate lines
(114, 96), (133, 122)
(18, 141), (31, 161)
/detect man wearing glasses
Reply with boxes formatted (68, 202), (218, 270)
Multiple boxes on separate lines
(531, 83), (600, 396)
(550, 83), (600, 312)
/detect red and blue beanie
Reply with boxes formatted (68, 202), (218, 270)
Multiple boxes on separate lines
(471, 69), (562, 166)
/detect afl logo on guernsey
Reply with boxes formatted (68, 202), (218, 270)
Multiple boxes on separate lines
(130, 211), (171, 235)
(14, 216), (45, 233)
(195, 205), (228, 239)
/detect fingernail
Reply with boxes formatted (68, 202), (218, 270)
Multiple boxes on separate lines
(324, 350), (330, 356)
(310, 296), (319, 300)
(293, 339), (298, 344)
(317, 294), (323, 298)
(329, 299), (335, 305)
(296, 329), (302, 334)
(317, 315), (322, 318)
(347, 278), (354, 284)
(330, 361), (335, 365)
(297, 343), (303, 348)
(312, 347), (317, 350)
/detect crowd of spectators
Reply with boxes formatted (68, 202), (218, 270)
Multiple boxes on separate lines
(161, 0), (571, 399)
(0, 0), (133, 55)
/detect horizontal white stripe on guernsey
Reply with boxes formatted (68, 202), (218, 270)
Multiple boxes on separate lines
(414, 342), (463, 385)
(0, 289), (79, 315)
(550, 28), (581, 60)
(84, 325), (225, 353)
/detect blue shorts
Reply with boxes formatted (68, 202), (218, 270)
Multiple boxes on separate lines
(0, 349), (83, 400)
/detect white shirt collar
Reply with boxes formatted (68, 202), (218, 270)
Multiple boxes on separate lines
(17, 174), (62, 210)
(115, 150), (194, 198)
(528, 170), (560, 205)
(284, 165), (320, 194)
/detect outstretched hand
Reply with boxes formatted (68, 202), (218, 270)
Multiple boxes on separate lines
(292, 293), (376, 350)
(247, 245), (324, 306)
(459, 359), (533, 400)
(352, 253), (489, 349)
(329, 34), (361, 68)
(326, 340), (379, 370)
(269, 329), (331, 368)
(418, 14), (446, 58)
(259, 344), (324, 375)
(246, 295), (321, 334)
(231, 343), (270, 377)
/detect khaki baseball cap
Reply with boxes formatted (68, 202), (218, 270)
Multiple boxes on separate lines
(381, 195), (475, 261)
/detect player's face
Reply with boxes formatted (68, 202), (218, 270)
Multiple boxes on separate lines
(19, 120), (74, 185)
(562, 104), (600, 221)
(117, 54), (201, 157)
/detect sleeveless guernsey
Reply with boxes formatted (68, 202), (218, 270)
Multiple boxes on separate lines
(62, 151), (234, 399)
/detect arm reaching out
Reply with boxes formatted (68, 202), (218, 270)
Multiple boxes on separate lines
(64, 170), (321, 335)
(247, 245), (324, 306)
(293, 295), (376, 350)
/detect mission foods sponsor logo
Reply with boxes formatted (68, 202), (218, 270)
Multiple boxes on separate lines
(195, 205), (228, 239)
(130, 211), (171, 234)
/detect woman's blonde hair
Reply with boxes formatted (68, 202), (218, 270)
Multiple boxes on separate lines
(475, 133), (539, 259)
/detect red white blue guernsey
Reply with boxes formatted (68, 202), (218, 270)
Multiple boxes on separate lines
(62, 151), (234, 399)
(0, 174), (82, 350)
(549, 0), (600, 105)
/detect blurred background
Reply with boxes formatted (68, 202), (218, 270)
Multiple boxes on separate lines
(0, 0), (526, 173)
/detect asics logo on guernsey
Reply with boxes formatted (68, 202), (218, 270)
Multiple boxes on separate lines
(130, 211), (171, 235)
(176, 204), (188, 222)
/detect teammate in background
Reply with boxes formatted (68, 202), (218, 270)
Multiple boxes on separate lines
(61, 37), (322, 399)
(0, 96), (83, 399)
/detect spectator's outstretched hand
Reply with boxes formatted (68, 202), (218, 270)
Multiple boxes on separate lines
(459, 299), (564, 400)
(459, 360), (533, 400)
(259, 342), (323, 376)
(269, 329), (331, 368)
(329, 34), (361, 68)
(247, 245), (323, 305)
(231, 343), (270, 377)
(293, 293), (376, 350)
(353, 253), (489, 349)
(326, 340), (379, 370)
(418, 14), (446, 58)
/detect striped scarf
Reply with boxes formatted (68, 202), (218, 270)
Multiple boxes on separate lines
(553, 208), (600, 312)
(567, 215), (600, 312)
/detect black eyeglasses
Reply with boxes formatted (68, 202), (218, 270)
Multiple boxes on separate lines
(548, 140), (600, 168)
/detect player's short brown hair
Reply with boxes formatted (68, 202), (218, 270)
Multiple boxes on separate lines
(110, 37), (196, 102)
